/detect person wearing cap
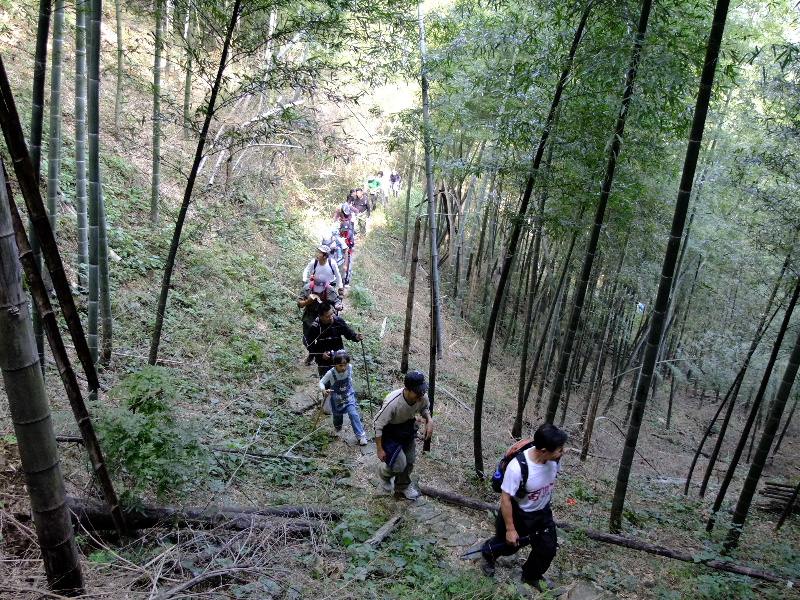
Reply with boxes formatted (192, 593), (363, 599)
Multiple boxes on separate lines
(304, 301), (363, 378)
(298, 245), (343, 365)
(302, 244), (343, 295)
(373, 370), (434, 500)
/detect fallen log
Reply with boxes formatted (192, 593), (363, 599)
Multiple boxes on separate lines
(12, 497), (340, 534)
(365, 512), (403, 548)
(419, 485), (791, 585)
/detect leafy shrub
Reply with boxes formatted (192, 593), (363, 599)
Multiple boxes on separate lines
(94, 367), (214, 500)
(348, 285), (375, 310)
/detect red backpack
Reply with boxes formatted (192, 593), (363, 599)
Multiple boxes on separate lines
(490, 439), (535, 498)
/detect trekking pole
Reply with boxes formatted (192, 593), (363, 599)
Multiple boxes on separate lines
(360, 339), (374, 429)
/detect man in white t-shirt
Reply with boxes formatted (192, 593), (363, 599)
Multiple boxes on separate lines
(480, 424), (567, 591)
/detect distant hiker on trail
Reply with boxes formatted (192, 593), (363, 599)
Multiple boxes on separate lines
(304, 301), (363, 378)
(318, 350), (368, 446)
(322, 233), (347, 273)
(389, 170), (401, 198)
(367, 174), (383, 209)
(480, 423), (567, 592)
(336, 203), (356, 285)
(349, 187), (370, 217)
(374, 370), (433, 500)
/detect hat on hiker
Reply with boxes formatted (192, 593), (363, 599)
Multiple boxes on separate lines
(317, 244), (331, 255)
(404, 370), (428, 396)
(340, 203), (352, 217)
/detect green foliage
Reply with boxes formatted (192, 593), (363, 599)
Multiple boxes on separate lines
(348, 285), (375, 311)
(656, 569), (756, 600)
(94, 367), (214, 500)
(333, 510), (521, 598)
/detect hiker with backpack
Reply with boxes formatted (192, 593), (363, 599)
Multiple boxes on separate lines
(480, 423), (568, 592)
(318, 350), (369, 446)
(373, 370), (433, 500)
(336, 203), (356, 285)
(304, 301), (363, 378)
(303, 243), (343, 295)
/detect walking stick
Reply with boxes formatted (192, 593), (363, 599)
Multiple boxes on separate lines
(360, 339), (374, 429)
(460, 536), (531, 558)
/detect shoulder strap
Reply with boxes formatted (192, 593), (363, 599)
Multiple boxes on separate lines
(514, 452), (529, 498)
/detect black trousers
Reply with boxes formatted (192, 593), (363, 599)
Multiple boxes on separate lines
(482, 503), (557, 584)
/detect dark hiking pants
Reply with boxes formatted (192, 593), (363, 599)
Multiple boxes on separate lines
(481, 503), (557, 584)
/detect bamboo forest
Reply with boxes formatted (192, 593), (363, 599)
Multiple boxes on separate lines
(0, 0), (799, 597)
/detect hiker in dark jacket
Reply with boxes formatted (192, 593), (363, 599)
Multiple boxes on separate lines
(304, 301), (363, 377)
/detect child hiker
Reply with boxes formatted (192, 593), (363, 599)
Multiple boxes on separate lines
(318, 350), (369, 446)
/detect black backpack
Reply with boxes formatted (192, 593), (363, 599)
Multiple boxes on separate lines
(490, 439), (535, 498)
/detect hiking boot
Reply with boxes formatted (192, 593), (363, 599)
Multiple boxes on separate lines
(480, 553), (496, 577)
(304, 354), (314, 366)
(357, 435), (369, 446)
(331, 428), (342, 439)
(397, 484), (421, 500)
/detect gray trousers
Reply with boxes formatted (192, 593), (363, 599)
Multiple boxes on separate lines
(379, 439), (416, 490)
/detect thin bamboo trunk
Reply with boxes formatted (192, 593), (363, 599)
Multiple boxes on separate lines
(546, 0), (652, 424)
(770, 394), (797, 461)
(75, 0), (89, 285)
(0, 162), (84, 596)
(609, 0), (731, 533)
(418, 2), (443, 361)
(30, 0), (52, 374)
(182, 3), (194, 140)
(99, 192), (112, 364)
(703, 281), (797, 514)
(148, 0), (243, 364)
(401, 218), (422, 373)
(46, 0), (65, 237)
(87, 0), (101, 364)
(151, 0), (164, 225)
(113, 0), (123, 133)
(691, 255), (787, 495)
(725, 320), (800, 551)
(402, 145), (416, 263)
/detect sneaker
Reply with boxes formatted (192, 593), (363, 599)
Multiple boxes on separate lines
(358, 435), (369, 446)
(375, 475), (394, 494)
(331, 428), (342, 438)
(522, 578), (551, 592)
(397, 484), (421, 500)
(480, 553), (495, 577)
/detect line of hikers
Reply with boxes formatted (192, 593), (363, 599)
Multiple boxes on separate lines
(295, 182), (567, 592)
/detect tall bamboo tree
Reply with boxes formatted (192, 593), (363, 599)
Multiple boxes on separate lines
(87, 0), (102, 363)
(149, 0), (243, 364)
(609, 0), (731, 533)
(0, 162), (84, 596)
(75, 0), (89, 284)
(29, 0), (52, 372)
(545, 0), (653, 424)
(474, 1), (593, 476)
(46, 0), (65, 236)
(418, 1), (443, 417)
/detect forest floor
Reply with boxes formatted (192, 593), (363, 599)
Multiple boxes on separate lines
(0, 3), (798, 596)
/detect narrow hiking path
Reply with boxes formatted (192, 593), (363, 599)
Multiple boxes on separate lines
(274, 206), (617, 598)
